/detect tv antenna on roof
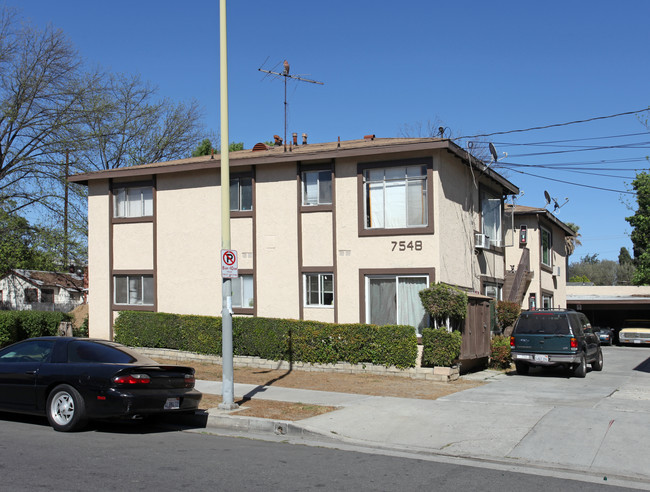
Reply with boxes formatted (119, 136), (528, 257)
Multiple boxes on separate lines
(258, 59), (324, 152)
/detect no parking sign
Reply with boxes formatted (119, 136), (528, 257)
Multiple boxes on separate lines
(221, 249), (238, 278)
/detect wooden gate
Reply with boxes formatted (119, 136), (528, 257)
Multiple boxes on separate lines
(459, 293), (492, 371)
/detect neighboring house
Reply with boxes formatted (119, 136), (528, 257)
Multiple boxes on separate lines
(503, 205), (575, 310)
(566, 284), (650, 330)
(70, 136), (522, 344)
(0, 269), (85, 312)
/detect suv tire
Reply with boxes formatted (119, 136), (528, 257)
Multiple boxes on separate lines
(515, 362), (529, 375)
(592, 348), (604, 371)
(573, 354), (587, 378)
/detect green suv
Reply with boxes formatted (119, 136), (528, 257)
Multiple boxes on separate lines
(510, 309), (603, 378)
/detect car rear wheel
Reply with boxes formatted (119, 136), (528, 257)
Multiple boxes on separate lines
(573, 354), (587, 378)
(46, 384), (87, 432)
(592, 348), (604, 371)
(515, 362), (529, 375)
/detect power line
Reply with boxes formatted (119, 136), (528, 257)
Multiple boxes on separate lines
(457, 107), (650, 139)
(490, 131), (649, 147)
(501, 167), (636, 194)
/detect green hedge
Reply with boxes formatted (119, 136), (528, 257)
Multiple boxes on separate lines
(0, 311), (72, 347)
(114, 312), (419, 369)
(421, 327), (462, 367)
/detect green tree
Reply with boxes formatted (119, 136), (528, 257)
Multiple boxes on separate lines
(192, 139), (244, 157)
(619, 247), (633, 265)
(625, 171), (650, 284)
(0, 204), (58, 272)
(564, 222), (582, 257)
(568, 254), (635, 286)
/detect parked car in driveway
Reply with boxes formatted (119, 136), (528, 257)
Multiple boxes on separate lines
(618, 319), (650, 346)
(595, 327), (614, 346)
(0, 337), (202, 432)
(510, 309), (603, 378)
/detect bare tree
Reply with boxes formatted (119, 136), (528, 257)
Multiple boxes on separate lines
(72, 73), (204, 172)
(0, 7), (96, 214)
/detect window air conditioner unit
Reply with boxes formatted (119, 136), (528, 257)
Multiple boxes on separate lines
(474, 233), (489, 249)
(552, 266), (561, 277)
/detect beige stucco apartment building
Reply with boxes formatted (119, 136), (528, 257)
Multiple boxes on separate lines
(70, 137), (573, 340)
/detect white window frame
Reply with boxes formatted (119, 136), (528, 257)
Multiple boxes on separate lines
(113, 275), (154, 306)
(230, 177), (253, 211)
(113, 186), (153, 218)
(365, 274), (430, 335)
(231, 274), (254, 308)
(364, 165), (427, 230)
(542, 293), (553, 309)
(303, 273), (334, 307)
(481, 190), (502, 247)
(302, 170), (332, 206)
(541, 226), (552, 267)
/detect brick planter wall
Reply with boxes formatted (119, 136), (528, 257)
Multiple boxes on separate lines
(134, 347), (460, 382)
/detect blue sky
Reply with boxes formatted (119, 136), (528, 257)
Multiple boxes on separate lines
(6, 0), (650, 262)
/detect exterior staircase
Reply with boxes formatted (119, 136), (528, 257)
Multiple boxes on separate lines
(504, 247), (534, 304)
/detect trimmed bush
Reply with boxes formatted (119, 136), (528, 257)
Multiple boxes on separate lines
(421, 327), (462, 367)
(419, 283), (468, 325)
(489, 335), (512, 369)
(496, 300), (521, 334)
(114, 312), (419, 369)
(0, 311), (72, 347)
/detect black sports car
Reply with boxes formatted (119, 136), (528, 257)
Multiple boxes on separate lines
(0, 337), (202, 432)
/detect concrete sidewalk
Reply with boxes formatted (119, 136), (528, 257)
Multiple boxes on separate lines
(193, 370), (650, 488)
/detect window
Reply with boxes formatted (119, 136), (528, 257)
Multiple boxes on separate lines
(542, 293), (553, 309)
(364, 165), (427, 229)
(541, 227), (552, 267)
(114, 275), (154, 305)
(68, 341), (136, 364)
(302, 170), (332, 206)
(230, 177), (252, 211)
(0, 340), (55, 362)
(231, 275), (254, 308)
(304, 273), (334, 307)
(24, 288), (38, 303)
(484, 283), (502, 300)
(41, 288), (54, 303)
(481, 190), (502, 246)
(114, 186), (153, 218)
(366, 275), (429, 335)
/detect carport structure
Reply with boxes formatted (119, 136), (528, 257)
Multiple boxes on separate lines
(566, 284), (650, 333)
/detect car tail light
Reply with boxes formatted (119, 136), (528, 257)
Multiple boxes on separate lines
(113, 373), (151, 384)
(570, 338), (578, 349)
(184, 374), (195, 388)
(510, 336), (515, 348)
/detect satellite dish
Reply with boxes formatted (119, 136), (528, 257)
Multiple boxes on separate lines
(489, 142), (498, 162)
(544, 190), (551, 206)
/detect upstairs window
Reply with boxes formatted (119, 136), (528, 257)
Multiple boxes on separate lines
(541, 227), (552, 267)
(302, 170), (332, 206)
(114, 186), (153, 218)
(364, 165), (427, 229)
(230, 177), (252, 211)
(481, 190), (502, 247)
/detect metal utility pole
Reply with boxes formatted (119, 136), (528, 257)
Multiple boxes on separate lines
(218, 0), (237, 410)
(258, 61), (323, 151)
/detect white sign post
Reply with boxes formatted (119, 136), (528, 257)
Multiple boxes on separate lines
(221, 249), (238, 278)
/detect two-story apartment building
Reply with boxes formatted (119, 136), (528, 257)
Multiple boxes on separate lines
(503, 204), (575, 310)
(70, 137), (522, 340)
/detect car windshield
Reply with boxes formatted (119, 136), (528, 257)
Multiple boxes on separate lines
(68, 341), (136, 364)
(514, 314), (570, 335)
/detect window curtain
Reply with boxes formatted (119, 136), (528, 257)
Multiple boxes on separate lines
(369, 278), (396, 325)
(397, 277), (429, 335)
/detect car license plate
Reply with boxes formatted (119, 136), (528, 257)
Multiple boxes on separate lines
(634, 339), (641, 344)
(534, 354), (549, 362)
(164, 397), (180, 410)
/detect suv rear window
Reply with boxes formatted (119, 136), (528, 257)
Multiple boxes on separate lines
(514, 313), (570, 335)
